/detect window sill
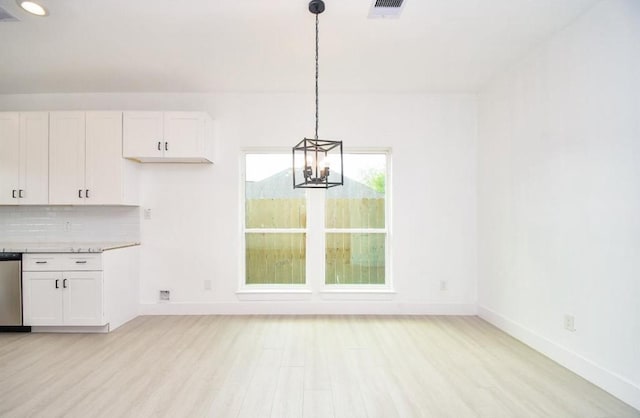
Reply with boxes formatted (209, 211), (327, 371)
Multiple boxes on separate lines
(236, 288), (313, 301)
(320, 288), (396, 301)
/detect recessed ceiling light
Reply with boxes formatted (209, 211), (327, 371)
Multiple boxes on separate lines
(17, 1), (48, 16)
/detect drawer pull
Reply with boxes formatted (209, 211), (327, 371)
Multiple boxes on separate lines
(35, 261), (48, 264)
(19, 189), (24, 198)
(12, 189), (17, 199)
(157, 141), (161, 151)
(86, 189), (90, 198)
(55, 279), (59, 289)
(78, 189), (83, 198)
(75, 260), (87, 264)
(63, 279), (68, 288)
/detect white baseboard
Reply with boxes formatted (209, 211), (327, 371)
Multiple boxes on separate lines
(478, 306), (640, 412)
(31, 324), (109, 334)
(139, 301), (477, 316)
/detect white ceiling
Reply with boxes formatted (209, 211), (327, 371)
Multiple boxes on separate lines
(0, 0), (599, 94)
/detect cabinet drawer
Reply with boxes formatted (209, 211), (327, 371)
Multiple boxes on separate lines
(23, 254), (102, 271)
(23, 254), (63, 271)
(61, 254), (102, 271)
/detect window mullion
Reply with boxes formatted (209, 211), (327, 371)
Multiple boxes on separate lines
(325, 228), (387, 234)
(245, 228), (307, 234)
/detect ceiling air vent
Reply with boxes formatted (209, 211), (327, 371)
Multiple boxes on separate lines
(369, 0), (406, 19)
(0, 6), (20, 22)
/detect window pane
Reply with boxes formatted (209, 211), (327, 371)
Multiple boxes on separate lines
(326, 154), (385, 229)
(246, 154), (306, 228)
(325, 233), (385, 284)
(246, 233), (305, 284)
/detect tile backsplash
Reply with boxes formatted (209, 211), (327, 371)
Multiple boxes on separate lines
(0, 206), (140, 243)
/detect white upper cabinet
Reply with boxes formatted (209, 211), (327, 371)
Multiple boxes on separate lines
(123, 111), (214, 163)
(0, 112), (49, 205)
(0, 113), (20, 204)
(121, 112), (163, 159)
(20, 113), (50, 204)
(85, 112), (130, 204)
(49, 112), (86, 204)
(49, 111), (138, 205)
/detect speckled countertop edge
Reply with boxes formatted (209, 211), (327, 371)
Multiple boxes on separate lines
(0, 242), (141, 253)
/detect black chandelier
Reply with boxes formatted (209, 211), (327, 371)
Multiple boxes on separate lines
(293, 0), (343, 189)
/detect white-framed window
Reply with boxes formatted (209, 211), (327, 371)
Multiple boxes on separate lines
(241, 149), (391, 291)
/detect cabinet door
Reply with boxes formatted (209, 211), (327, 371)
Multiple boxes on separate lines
(85, 112), (123, 204)
(63, 271), (104, 326)
(19, 112), (49, 204)
(0, 112), (20, 204)
(49, 112), (86, 204)
(23, 272), (64, 326)
(163, 112), (205, 159)
(123, 111), (163, 160)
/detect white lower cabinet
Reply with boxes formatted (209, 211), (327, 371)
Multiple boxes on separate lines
(23, 272), (65, 325)
(23, 254), (105, 326)
(63, 271), (103, 325)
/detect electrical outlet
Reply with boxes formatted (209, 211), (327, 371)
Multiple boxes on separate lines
(159, 290), (170, 302)
(204, 280), (212, 290)
(144, 208), (152, 220)
(65, 221), (71, 231)
(440, 280), (448, 291)
(564, 314), (576, 332)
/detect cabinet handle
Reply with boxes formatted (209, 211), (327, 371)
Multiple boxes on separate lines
(165, 141), (168, 151)
(158, 141), (162, 151)
(55, 279), (59, 289)
(86, 189), (90, 198)
(12, 189), (17, 199)
(78, 189), (83, 198)
(35, 261), (47, 264)
(63, 279), (68, 289)
(75, 260), (87, 264)
(18, 189), (24, 198)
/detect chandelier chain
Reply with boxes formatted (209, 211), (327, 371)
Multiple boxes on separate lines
(315, 12), (319, 140)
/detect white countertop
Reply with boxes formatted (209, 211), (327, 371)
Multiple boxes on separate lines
(0, 242), (140, 253)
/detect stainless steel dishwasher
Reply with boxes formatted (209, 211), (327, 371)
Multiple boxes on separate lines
(0, 253), (30, 332)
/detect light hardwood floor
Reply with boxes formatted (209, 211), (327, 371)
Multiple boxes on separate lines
(0, 315), (638, 418)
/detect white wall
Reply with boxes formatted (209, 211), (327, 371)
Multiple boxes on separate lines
(477, 0), (640, 409)
(0, 91), (478, 314)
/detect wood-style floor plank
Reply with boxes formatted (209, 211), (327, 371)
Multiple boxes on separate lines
(0, 315), (638, 418)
